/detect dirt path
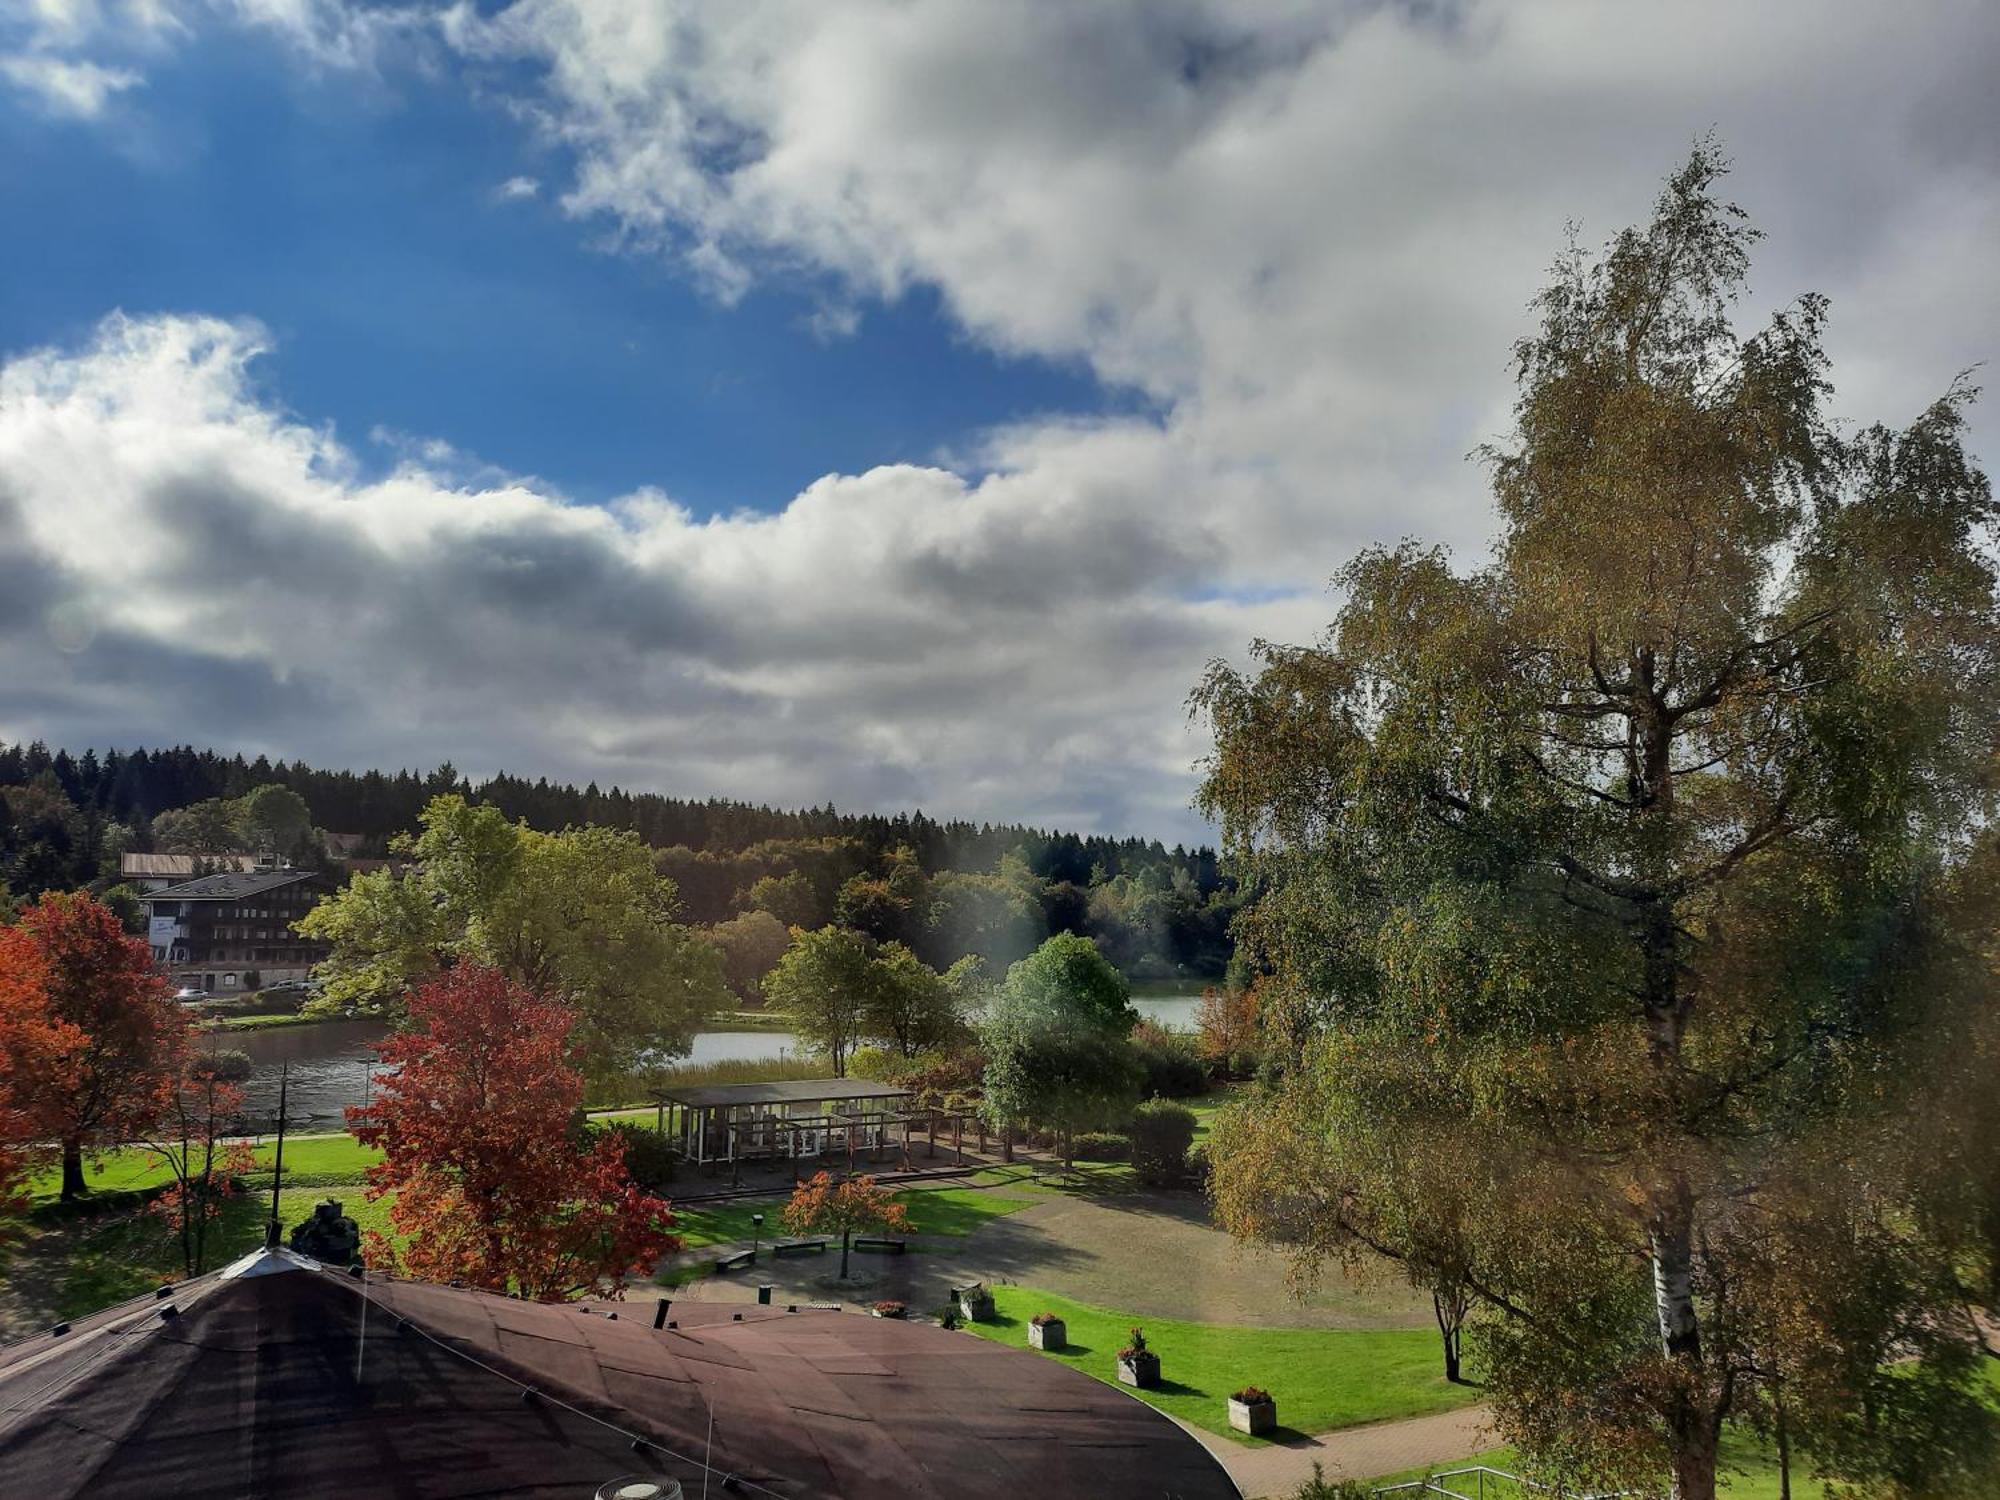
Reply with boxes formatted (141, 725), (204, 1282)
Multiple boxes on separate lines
(1180, 1405), (1496, 1495)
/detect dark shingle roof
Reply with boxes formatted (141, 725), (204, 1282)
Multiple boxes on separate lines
(655, 1078), (912, 1109)
(0, 1252), (1239, 1500)
(141, 869), (325, 901)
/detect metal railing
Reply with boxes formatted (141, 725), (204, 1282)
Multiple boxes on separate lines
(1373, 1465), (1632, 1500)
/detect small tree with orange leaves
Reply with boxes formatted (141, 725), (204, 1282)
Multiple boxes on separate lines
(781, 1170), (909, 1279)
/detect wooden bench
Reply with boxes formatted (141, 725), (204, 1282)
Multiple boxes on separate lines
(773, 1238), (828, 1258)
(713, 1249), (756, 1273)
(852, 1237), (907, 1255)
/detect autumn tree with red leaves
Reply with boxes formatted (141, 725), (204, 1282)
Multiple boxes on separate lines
(145, 1048), (257, 1276)
(0, 925), (80, 1249)
(348, 964), (677, 1300)
(7, 892), (185, 1201)
(781, 1170), (909, 1279)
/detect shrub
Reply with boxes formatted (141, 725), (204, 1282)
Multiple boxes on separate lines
(594, 1124), (676, 1192)
(1184, 1142), (1211, 1187)
(1071, 1131), (1130, 1162)
(1129, 1021), (1208, 1098)
(1232, 1386), (1272, 1405)
(847, 1045), (899, 1081)
(1129, 1098), (1198, 1185)
(1119, 1326), (1149, 1359)
(1030, 1312), (1062, 1327)
(1292, 1463), (1371, 1500)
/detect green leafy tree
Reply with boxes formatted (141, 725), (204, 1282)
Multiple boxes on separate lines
(747, 869), (823, 928)
(709, 909), (793, 1003)
(150, 797), (245, 855)
(981, 934), (1141, 1168)
(299, 796), (728, 1090)
(1197, 147), (2000, 1500)
(998, 932), (1135, 1035)
(764, 925), (878, 1076)
(236, 784), (314, 858)
(866, 942), (965, 1058)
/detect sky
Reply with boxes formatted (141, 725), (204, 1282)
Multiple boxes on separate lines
(1, 1), (1996, 844)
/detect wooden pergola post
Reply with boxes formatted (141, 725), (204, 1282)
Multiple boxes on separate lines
(952, 1113), (963, 1166)
(927, 1108), (938, 1159)
(1003, 1124), (1014, 1164)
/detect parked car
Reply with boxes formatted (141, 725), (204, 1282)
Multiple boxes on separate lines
(173, 986), (205, 1001)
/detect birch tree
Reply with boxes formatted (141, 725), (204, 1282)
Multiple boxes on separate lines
(1198, 145), (2000, 1499)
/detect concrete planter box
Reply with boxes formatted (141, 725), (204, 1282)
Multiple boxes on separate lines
(1116, 1351), (1161, 1389)
(1228, 1396), (1276, 1436)
(952, 1282), (995, 1323)
(1027, 1317), (1066, 1352)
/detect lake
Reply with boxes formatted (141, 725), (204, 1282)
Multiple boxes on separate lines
(231, 985), (1203, 1131)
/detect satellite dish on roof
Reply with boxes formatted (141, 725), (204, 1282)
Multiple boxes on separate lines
(595, 1480), (683, 1500)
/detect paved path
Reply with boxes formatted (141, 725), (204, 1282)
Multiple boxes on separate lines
(1178, 1405), (1496, 1497)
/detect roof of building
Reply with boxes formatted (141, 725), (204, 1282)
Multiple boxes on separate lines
(140, 868), (326, 902)
(0, 1249), (1237, 1500)
(120, 852), (262, 878)
(655, 1078), (914, 1109)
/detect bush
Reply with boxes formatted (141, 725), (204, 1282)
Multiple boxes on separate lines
(590, 1124), (676, 1191)
(1129, 1021), (1208, 1099)
(1070, 1131), (1130, 1162)
(1184, 1143), (1211, 1187)
(1292, 1463), (1371, 1500)
(847, 1045), (900, 1081)
(1232, 1386), (1272, 1405)
(1129, 1098), (1198, 1185)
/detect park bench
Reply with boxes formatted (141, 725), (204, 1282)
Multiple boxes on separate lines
(713, 1249), (756, 1273)
(773, 1238), (828, 1258)
(852, 1237), (907, 1255)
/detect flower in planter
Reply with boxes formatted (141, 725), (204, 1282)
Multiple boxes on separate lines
(1231, 1387), (1272, 1406)
(1118, 1327), (1149, 1360)
(1030, 1313), (1061, 1327)
(871, 1300), (907, 1318)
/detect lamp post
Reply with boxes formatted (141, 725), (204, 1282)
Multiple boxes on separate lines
(752, 1212), (764, 1259)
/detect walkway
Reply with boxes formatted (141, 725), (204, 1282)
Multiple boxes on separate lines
(1178, 1405), (1496, 1497)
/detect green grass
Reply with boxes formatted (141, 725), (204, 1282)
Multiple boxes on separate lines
(669, 1183), (1032, 1251)
(26, 1131), (383, 1203)
(962, 1284), (1479, 1444)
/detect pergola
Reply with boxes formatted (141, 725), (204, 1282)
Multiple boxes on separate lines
(649, 1078), (993, 1183)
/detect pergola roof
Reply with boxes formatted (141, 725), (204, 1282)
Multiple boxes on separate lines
(654, 1078), (913, 1110)
(0, 1249), (1238, 1500)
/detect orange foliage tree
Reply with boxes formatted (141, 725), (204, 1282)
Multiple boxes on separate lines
(7, 892), (184, 1200)
(349, 963), (678, 1300)
(781, 1170), (910, 1279)
(1193, 983), (1260, 1071)
(0, 926), (81, 1248)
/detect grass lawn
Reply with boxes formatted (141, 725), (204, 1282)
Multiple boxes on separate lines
(670, 1183), (1032, 1250)
(964, 1284), (1479, 1444)
(25, 1131), (383, 1203)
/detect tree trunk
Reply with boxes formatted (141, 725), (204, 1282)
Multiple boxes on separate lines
(1433, 1290), (1465, 1383)
(1776, 1390), (1792, 1500)
(60, 1137), (86, 1201)
(840, 1228), (851, 1280)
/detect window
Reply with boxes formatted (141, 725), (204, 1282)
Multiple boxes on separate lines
(222, 973), (238, 988)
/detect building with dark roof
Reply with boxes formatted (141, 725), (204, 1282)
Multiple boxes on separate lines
(140, 867), (334, 995)
(0, 1246), (1240, 1500)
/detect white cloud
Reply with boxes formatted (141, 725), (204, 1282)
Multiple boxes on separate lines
(0, 313), (1298, 836)
(0, 50), (140, 114)
(4, 1), (1997, 837)
(493, 173), (540, 201)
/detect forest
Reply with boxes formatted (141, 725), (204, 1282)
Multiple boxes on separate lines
(0, 739), (1238, 980)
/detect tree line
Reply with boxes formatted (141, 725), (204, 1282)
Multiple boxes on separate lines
(0, 741), (1238, 979)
